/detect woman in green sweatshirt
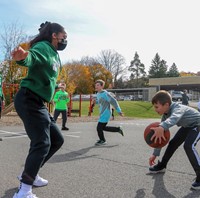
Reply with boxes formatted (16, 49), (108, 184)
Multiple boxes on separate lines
(11, 21), (67, 198)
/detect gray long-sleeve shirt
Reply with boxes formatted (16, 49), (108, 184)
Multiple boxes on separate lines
(153, 102), (200, 156)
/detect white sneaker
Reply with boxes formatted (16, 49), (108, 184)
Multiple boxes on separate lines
(17, 174), (48, 187)
(13, 191), (38, 198)
(33, 175), (48, 187)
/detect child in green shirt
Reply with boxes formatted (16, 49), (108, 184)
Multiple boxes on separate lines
(53, 83), (70, 130)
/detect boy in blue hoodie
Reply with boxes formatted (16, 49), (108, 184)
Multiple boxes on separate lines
(93, 79), (124, 146)
(148, 90), (200, 190)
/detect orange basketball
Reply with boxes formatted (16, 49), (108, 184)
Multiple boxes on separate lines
(144, 122), (170, 148)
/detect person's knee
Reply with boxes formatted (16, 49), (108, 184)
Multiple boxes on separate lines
(52, 133), (64, 149)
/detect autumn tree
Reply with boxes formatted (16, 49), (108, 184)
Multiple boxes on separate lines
(64, 63), (94, 94)
(149, 53), (168, 78)
(179, 71), (196, 77)
(57, 66), (76, 94)
(0, 21), (28, 83)
(97, 49), (126, 84)
(87, 64), (113, 89)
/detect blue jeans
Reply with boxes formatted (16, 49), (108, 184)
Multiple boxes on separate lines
(14, 87), (64, 185)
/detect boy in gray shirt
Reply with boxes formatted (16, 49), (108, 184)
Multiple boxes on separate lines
(148, 90), (200, 190)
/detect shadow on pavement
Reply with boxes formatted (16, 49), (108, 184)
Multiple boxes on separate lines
(2, 187), (18, 198)
(48, 145), (118, 163)
(145, 173), (200, 198)
(151, 173), (176, 198)
(135, 188), (146, 198)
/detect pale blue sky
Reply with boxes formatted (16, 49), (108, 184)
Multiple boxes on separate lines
(0, 0), (200, 73)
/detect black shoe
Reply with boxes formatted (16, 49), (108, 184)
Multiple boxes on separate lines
(191, 177), (200, 190)
(149, 161), (166, 174)
(118, 126), (124, 136)
(61, 127), (69, 130)
(95, 140), (107, 146)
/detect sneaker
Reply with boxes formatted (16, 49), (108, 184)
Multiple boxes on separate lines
(118, 126), (124, 136)
(95, 140), (107, 146)
(17, 174), (48, 187)
(191, 179), (200, 190)
(33, 175), (48, 187)
(13, 191), (38, 198)
(149, 161), (166, 174)
(61, 127), (69, 130)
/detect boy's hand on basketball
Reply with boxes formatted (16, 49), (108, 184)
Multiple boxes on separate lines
(150, 126), (166, 144)
(11, 46), (28, 61)
(149, 155), (156, 166)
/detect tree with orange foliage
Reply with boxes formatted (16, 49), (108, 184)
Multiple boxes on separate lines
(63, 63), (94, 94)
(179, 71), (196, 77)
(87, 64), (113, 89)
(57, 66), (76, 94)
(0, 22), (28, 83)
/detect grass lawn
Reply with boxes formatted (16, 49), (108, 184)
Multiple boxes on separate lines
(70, 100), (161, 119)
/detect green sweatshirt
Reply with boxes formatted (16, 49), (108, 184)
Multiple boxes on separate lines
(53, 90), (70, 110)
(16, 41), (61, 102)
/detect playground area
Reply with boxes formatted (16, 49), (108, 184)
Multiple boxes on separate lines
(1, 83), (97, 118)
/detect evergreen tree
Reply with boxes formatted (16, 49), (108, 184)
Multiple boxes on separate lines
(114, 77), (124, 88)
(128, 52), (146, 87)
(149, 53), (168, 78)
(167, 63), (180, 77)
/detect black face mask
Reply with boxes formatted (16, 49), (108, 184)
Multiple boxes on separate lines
(57, 39), (67, 51)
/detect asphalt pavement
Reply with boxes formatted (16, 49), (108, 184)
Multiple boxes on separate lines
(1, 119), (200, 198)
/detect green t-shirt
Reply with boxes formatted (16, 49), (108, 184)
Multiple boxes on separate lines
(16, 41), (61, 102)
(53, 90), (70, 110)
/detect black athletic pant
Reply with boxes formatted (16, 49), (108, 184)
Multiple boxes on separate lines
(97, 122), (120, 142)
(53, 109), (67, 128)
(161, 126), (200, 179)
(14, 88), (64, 185)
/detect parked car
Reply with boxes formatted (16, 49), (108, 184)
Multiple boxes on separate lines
(123, 96), (132, 101)
(170, 91), (183, 101)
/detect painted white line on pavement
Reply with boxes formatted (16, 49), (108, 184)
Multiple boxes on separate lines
(2, 135), (28, 140)
(0, 129), (81, 139)
(63, 134), (80, 138)
(0, 130), (25, 135)
(119, 122), (147, 126)
(63, 131), (81, 134)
